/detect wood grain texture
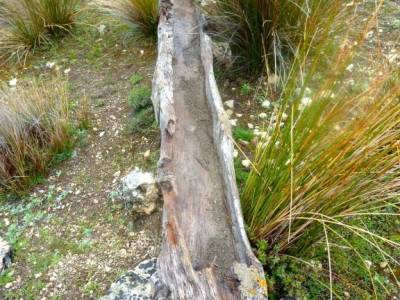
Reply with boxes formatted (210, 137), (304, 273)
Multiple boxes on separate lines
(151, 1), (267, 299)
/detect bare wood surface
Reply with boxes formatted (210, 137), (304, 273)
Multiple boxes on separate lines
(152, 1), (267, 299)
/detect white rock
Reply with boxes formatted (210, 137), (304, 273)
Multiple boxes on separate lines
(117, 168), (159, 215)
(301, 96), (312, 107)
(247, 123), (254, 129)
(98, 24), (106, 35)
(346, 64), (354, 72)
(99, 132), (105, 137)
(241, 159), (251, 169)
(230, 119), (238, 126)
(46, 61), (55, 69)
(224, 100), (234, 109)
(233, 149), (238, 158)
(261, 100), (271, 109)
(64, 68), (71, 75)
(365, 260), (372, 269)
(258, 113), (267, 119)
(8, 78), (17, 87)
(143, 150), (150, 159)
(379, 261), (388, 269)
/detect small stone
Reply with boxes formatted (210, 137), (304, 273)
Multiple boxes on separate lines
(258, 113), (267, 119)
(261, 100), (271, 109)
(46, 61), (55, 69)
(98, 24), (106, 35)
(64, 68), (71, 75)
(247, 123), (254, 129)
(233, 149), (238, 158)
(224, 100), (234, 109)
(8, 78), (17, 87)
(143, 150), (151, 159)
(365, 260), (372, 269)
(301, 96), (312, 107)
(379, 261), (388, 269)
(99, 132), (105, 137)
(241, 159), (251, 169)
(225, 109), (234, 117)
(230, 119), (238, 126)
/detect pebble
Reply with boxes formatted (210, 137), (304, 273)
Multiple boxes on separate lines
(241, 160), (251, 169)
(224, 100), (234, 109)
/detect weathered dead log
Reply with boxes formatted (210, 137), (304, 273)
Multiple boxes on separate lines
(151, 0), (268, 299)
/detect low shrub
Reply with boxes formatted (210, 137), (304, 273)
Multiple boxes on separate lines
(0, 78), (73, 194)
(0, 0), (81, 63)
(92, 0), (158, 38)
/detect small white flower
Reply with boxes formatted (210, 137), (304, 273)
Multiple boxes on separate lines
(365, 260), (372, 269)
(98, 24), (106, 35)
(140, 49), (145, 55)
(282, 112), (288, 120)
(241, 159), (251, 168)
(247, 123), (254, 129)
(144, 150), (150, 158)
(230, 119), (238, 126)
(346, 64), (354, 72)
(258, 112), (267, 119)
(46, 61), (55, 69)
(233, 149), (238, 158)
(261, 100), (271, 109)
(64, 68), (71, 75)
(9, 78), (17, 86)
(301, 96), (312, 107)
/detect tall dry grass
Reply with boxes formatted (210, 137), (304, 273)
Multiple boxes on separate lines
(0, 78), (73, 193)
(207, 0), (350, 75)
(240, 0), (400, 296)
(0, 0), (81, 63)
(92, 0), (158, 37)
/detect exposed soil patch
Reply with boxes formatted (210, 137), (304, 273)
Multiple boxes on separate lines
(0, 16), (162, 300)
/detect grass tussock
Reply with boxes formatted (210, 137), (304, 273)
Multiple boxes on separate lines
(0, 0), (81, 63)
(208, 0), (351, 75)
(239, 1), (400, 297)
(92, 0), (158, 38)
(0, 78), (73, 194)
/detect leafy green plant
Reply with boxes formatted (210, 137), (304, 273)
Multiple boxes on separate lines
(127, 81), (155, 134)
(92, 0), (158, 37)
(0, 0), (81, 63)
(0, 77), (73, 193)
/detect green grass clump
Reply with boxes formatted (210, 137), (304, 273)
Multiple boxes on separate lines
(0, 0), (81, 63)
(127, 82), (155, 134)
(208, 0), (348, 75)
(0, 77), (73, 194)
(92, 0), (158, 38)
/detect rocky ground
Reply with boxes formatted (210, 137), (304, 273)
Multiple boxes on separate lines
(0, 15), (162, 299)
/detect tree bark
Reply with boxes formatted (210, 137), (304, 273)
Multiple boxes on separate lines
(151, 1), (267, 299)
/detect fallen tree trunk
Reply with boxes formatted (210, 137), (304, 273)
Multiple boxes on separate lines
(151, 0), (268, 299)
